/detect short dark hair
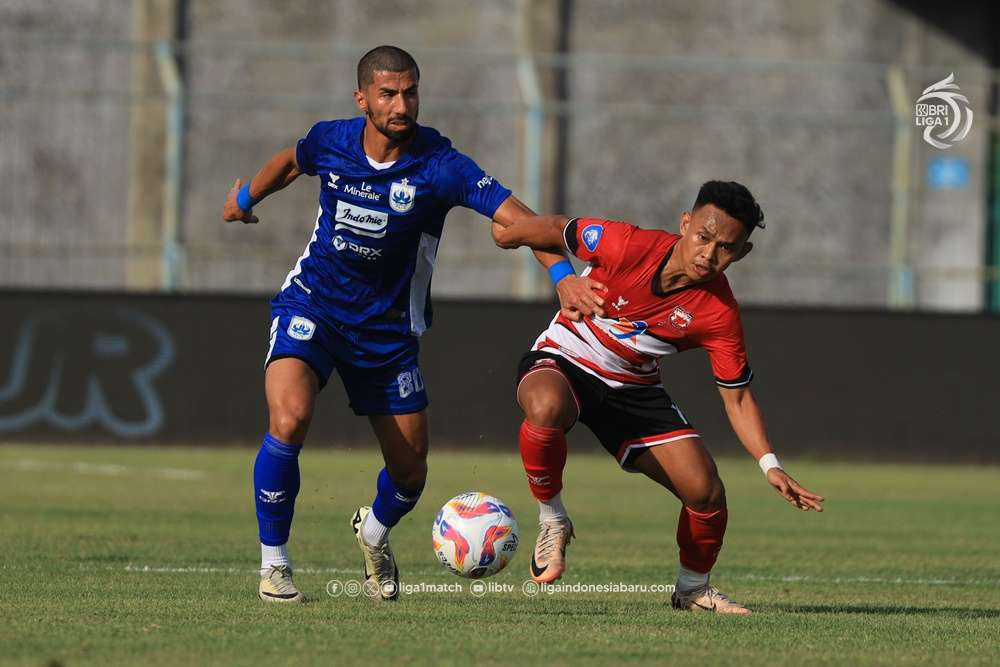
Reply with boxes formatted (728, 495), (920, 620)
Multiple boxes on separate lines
(357, 45), (420, 89)
(692, 181), (765, 237)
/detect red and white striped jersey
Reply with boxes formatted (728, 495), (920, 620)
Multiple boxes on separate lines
(532, 218), (752, 390)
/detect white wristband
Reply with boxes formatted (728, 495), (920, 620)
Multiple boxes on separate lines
(758, 453), (782, 475)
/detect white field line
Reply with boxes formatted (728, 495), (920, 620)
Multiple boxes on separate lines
(732, 573), (1000, 587)
(92, 564), (1000, 587)
(2, 458), (207, 480)
(118, 565), (368, 575)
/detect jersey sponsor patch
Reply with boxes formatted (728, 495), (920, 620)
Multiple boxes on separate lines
(287, 316), (316, 341)
(582, 224), (604, 252)
(332, 234), (382, 261)
(389, 178), (416, 213)
(610, 318), (648, 340)
(334, 200), (389, 238)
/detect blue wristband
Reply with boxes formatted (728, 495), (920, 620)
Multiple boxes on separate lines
(547, 259), (575, 285)
(236, 184), (260, 212)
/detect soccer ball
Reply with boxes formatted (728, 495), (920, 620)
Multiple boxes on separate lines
(432, 491), (519, 579)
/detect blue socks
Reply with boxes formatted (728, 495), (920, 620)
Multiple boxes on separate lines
(253, 439), (420, 550)
(253, 433), (302, 546)
(371, 467), (423, 528)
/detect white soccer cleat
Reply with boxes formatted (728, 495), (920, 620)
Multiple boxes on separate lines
(671, 583), (750, 615)
(530, 518), (574, 583)
(350, 506), (400, 601)
(258, 564), (305, 603)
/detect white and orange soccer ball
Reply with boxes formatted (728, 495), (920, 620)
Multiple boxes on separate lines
(432, 492), (519, 579)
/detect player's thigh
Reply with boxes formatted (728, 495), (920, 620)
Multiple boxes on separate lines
(264, 357), (319, 442)
(632, 439), (725, 512)
(515, 362), (580, 429)
(264, 307), (338, 442)
(586, 386), (723, 509)
(369, 410), (429, 489)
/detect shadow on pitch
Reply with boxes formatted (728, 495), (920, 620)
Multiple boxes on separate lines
(772, 604), (999, 619)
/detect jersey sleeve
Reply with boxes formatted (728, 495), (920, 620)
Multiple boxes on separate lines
(563, 218), (635, 273)
(698, 305), (753, 388)
(294, 122), (327, 177)
(433, 148), (512, 218)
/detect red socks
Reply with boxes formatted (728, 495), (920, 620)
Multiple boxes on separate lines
(519, 420), (567, 501)
(676, 505), (728, 573)
(521, 418), (727, 575)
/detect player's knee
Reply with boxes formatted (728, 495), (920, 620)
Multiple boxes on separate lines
(685, 476), (726, 513)
(520, 392), (574, 429)
(269, 403), (313, 444)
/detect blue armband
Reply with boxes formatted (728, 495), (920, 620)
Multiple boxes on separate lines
(547, 259), (575, 286)
(237, 184), (260, 212)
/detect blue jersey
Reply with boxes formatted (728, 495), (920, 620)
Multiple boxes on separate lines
(274, 117), (512, 337)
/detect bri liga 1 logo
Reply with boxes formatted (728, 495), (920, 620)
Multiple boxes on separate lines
(914, 72), (973, 149)
(582, 224), (603, 252)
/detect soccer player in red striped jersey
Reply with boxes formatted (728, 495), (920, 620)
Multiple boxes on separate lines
(492, 181), (824, 615)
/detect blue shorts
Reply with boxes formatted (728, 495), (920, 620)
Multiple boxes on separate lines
(264, 304), (428, 416)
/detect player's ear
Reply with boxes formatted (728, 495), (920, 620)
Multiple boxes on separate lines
(353, 89), (366, 112)
(679, 211), (691, 236)
(734, 240), (753, 262)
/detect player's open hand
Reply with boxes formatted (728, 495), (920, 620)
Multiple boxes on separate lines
(557, 274), (607, 321)
(223, 178), (260, 224)
(766, 469), (824, 512)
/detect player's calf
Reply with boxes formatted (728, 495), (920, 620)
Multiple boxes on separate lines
(519, 417), (576, 584)
(369, 466), (425, 540)
(675, 505), (728, 592)
(254, 433), (303, 601)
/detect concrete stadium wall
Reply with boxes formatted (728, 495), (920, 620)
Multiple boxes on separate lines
(0, 290), (996, 463)
(0, 1), (993, 310)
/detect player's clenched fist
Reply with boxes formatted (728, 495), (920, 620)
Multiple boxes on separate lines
(223, 178), (259, 225)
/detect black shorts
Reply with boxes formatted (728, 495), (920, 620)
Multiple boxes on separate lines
(516, 351), (699, 472)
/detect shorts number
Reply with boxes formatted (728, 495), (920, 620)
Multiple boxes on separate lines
(397, 367), (425, 399)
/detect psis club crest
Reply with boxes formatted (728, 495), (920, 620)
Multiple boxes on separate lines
(389, 178), (416, 213)
(668, 307), (693, 330)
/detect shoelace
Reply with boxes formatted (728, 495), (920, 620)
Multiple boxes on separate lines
(535, 521), (570, 561)
(699, 586), (740, 609)
(267, 565), (296, 593)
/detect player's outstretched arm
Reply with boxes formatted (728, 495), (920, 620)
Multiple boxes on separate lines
(490, 211), (567, 250)
(223, 147), (303, 225)
(491, 197), (606, 321)
(719, 385), (825, 512)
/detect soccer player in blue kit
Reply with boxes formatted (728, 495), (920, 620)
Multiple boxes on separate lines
(222, 46), (603, 602)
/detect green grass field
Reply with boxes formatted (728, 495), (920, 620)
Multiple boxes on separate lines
(3, 444), (999, 666)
